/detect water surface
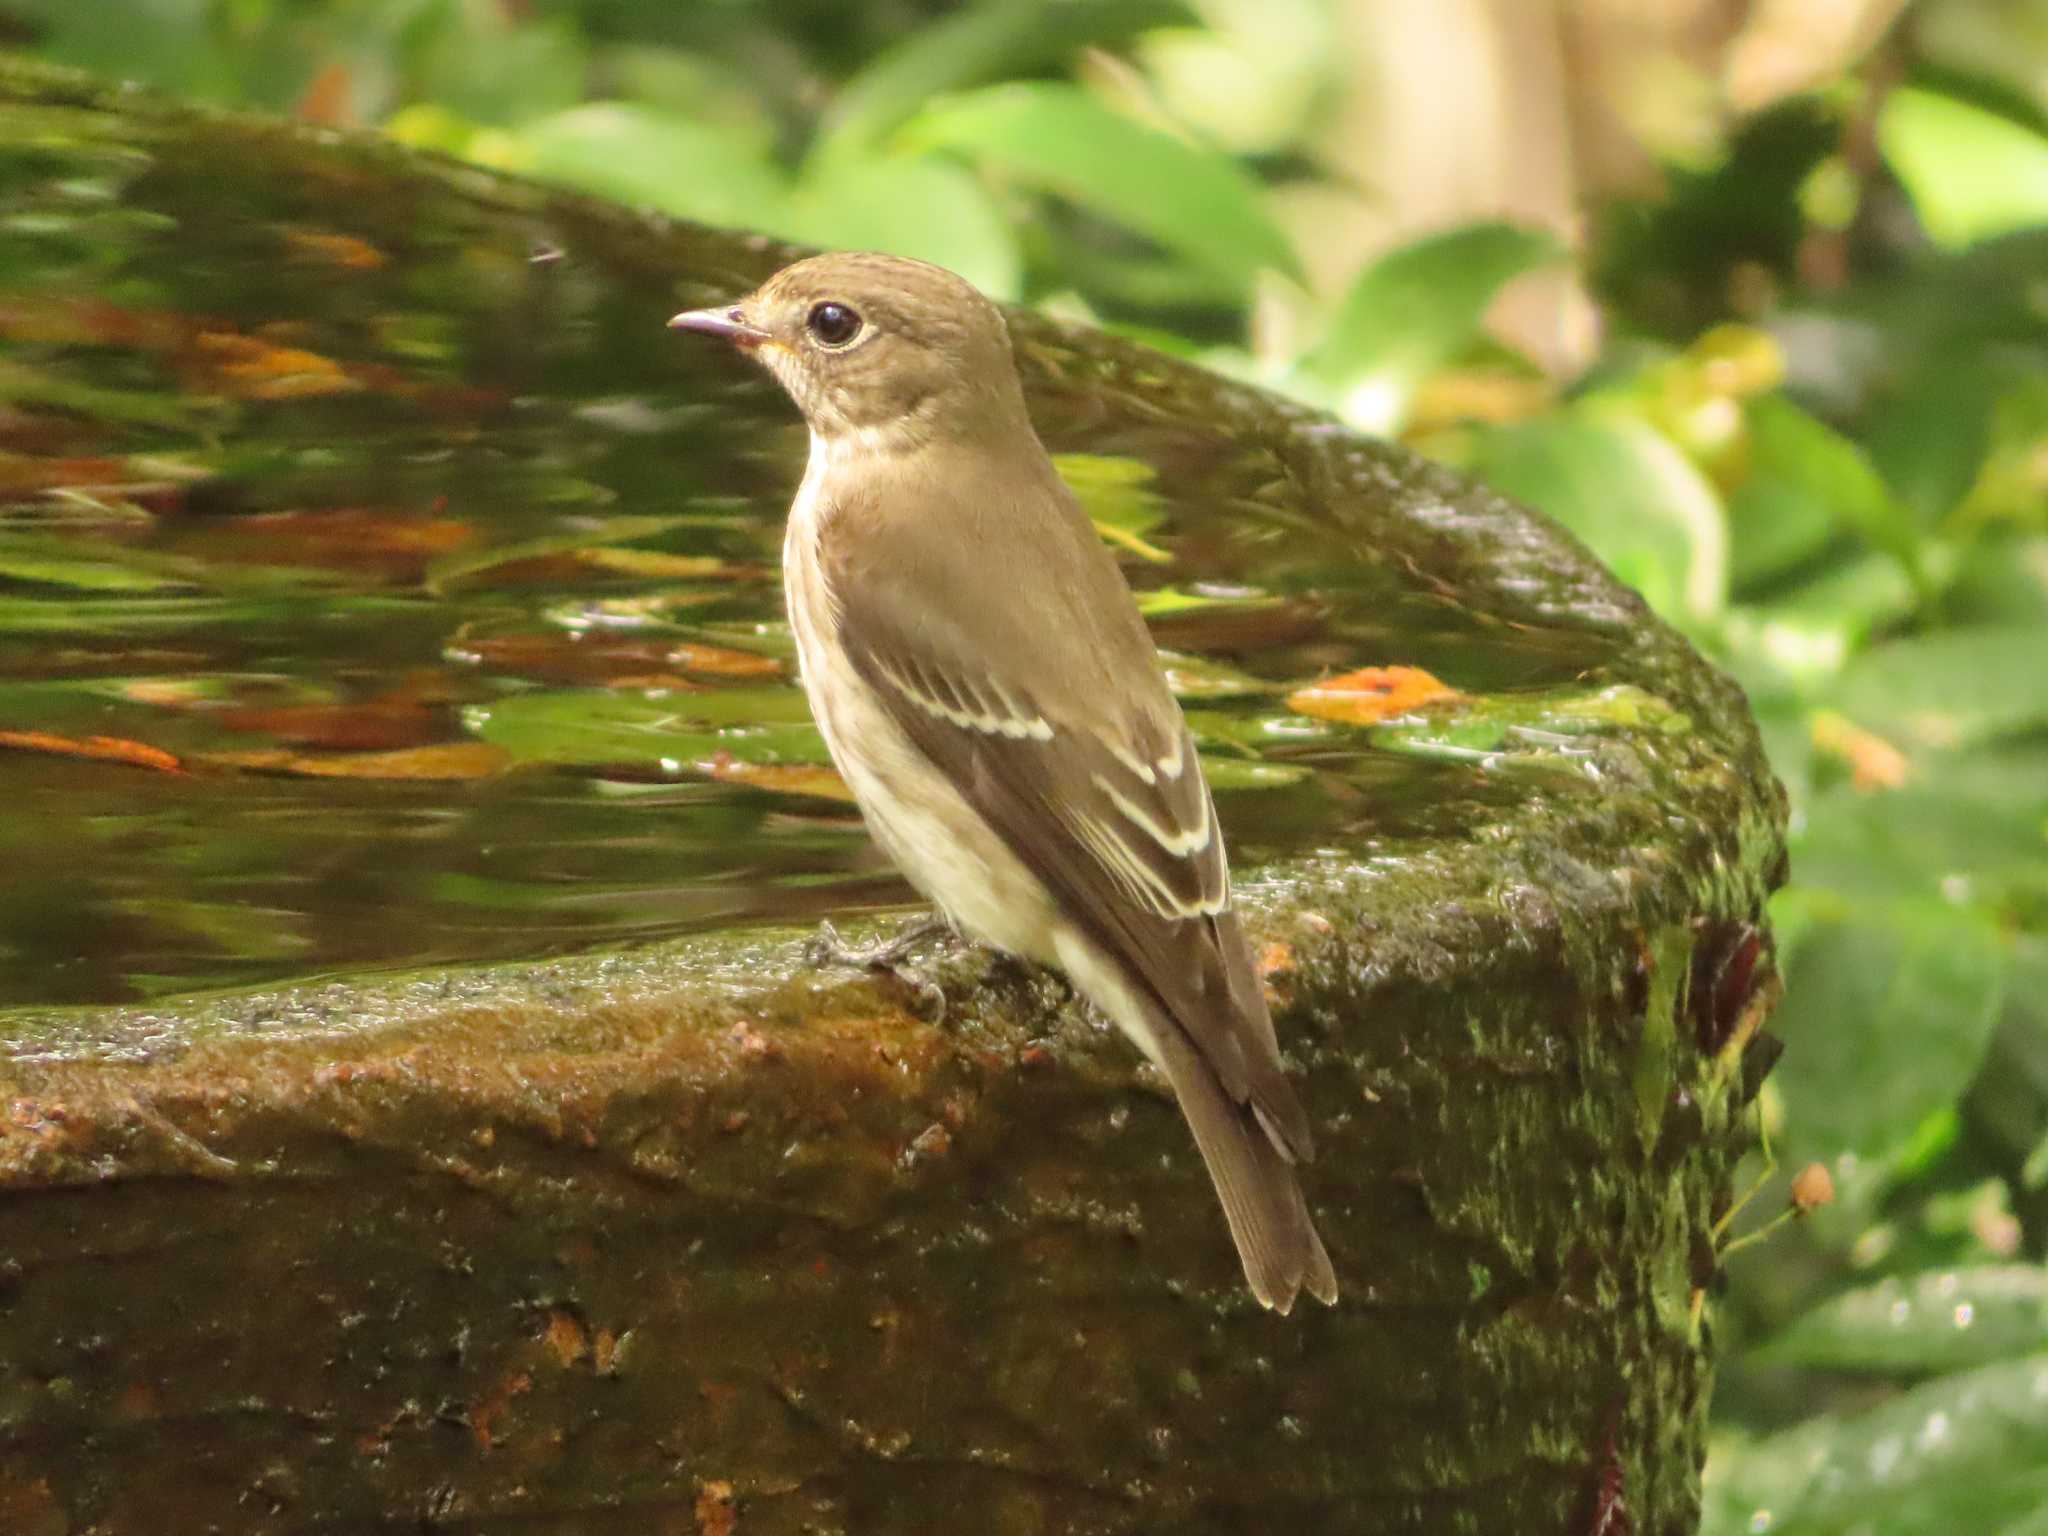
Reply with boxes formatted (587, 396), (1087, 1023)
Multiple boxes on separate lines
(0, 91), (1658, 1008)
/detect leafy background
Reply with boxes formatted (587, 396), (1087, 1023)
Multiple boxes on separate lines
(3, 0), (2046, 1529)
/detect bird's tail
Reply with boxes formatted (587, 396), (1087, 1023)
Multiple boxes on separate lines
(1151, 1020), (1338, 1314)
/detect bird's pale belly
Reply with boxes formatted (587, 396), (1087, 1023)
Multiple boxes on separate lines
(782, 502), (1058, 964)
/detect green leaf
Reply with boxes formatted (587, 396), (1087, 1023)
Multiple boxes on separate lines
(1291, 224), (1562, 430)
(465, 690), (828, 772)
(512, 103), (790, 230)
(1461, 413), (1727, 623)
(1879, 89), (2048, 250)
(1793, 782), (2048, 911)
(0, 594), (415, 635)
(0, 547), (189, 593)
(1866, 351), (2003, 528)
(1745, 394), (1922, 581)
(1768, 896), (2006, 1165)
(1156, 650), (1274, 701)
(1829, 626), (2048, 749)
(781, 154), (1021, 300)
(1717, 554), (1919, 690)
(1701, 1354), (2048, 1536)
(1725, 474), (1838, 594)
(1198, 755), (1310, 791)
(408, 5), (589, 127)
(901, 83), (1297, 292)
(818, 0), (1181, 159)
(16, 0), (241, 104)
(1756, 1266), (2048, 1377)
(1136, 19), (1326, 156)
(1053, 452), (1174, 558)
(1134, 586), (1286, 618)
(1933, 532), (2048, 622)
(0, 358), (217, 431)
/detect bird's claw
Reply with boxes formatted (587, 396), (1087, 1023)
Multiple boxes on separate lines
(805, 915), (955, 1021)
(805, 914), (951, 970)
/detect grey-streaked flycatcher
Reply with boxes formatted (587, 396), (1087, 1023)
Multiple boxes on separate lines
(671, 252), (1336, 1313)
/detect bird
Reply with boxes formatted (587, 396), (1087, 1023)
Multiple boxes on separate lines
(670, 252), (1336, 1313)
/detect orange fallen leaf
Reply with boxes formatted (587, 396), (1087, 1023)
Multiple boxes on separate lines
(0, 730), (183, 773)
(190, 331), (360, 400)
(199, 742), (510, 781)
(1810, 710), (1910, 792)
(1286, 665), (1460, 725)
(449, 631), (778, 684)
(179, 508), (474, 580)
(696, 753), (852, 803)
(575, 546), (738, 580)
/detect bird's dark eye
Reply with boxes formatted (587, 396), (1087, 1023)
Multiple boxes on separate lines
(806, 301), (862, 348)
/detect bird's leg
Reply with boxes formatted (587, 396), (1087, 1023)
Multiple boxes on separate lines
(806, 913), (955, 970)
(805, 914), (957, 1019)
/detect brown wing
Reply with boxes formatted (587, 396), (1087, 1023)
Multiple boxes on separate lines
(818, 474), (1312, 1163)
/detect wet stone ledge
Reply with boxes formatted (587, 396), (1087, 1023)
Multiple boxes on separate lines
(0, 59), (1785, 1536)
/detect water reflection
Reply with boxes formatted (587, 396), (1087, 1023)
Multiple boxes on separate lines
(0, 90), (1668, 1008)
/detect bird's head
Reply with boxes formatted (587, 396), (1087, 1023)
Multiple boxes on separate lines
(669, 252), (1028, 456)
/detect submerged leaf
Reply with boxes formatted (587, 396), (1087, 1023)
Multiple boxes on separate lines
(1156, 650), (1272, 700)
(425, 516), (692, 593)
(465, 690), (828, 774)
(199, 742), (511, 781)
(1198, 755), (1311, 791)
(448, 629), (781, 683)
(696, 754), (853, 803)
(0, 728), (181, 773)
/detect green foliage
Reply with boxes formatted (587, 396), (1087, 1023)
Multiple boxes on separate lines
(3, 0), (2046, 1525)
(902, 82), (1297, 295)
(1288, 223), (1563, 429)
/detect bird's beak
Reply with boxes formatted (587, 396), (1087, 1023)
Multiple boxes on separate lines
(667, 306), (772, 349)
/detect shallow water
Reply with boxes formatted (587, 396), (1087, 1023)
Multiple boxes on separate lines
(0, 90), (1661, 1009)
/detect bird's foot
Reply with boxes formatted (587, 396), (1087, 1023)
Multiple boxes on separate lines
(805, 915), (955, 1018)
(806, 914), (954, 970)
